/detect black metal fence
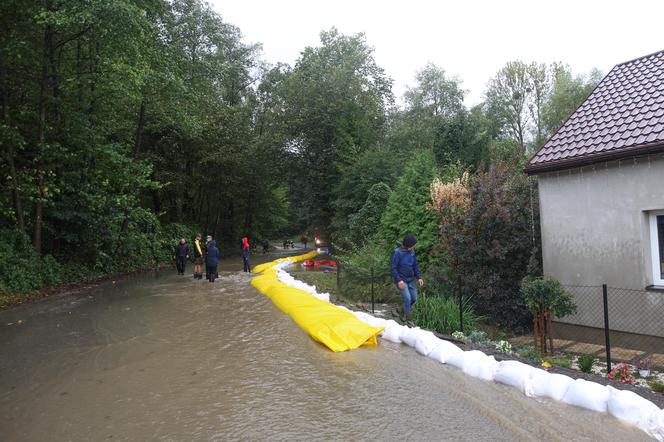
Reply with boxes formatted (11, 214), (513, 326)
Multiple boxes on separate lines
(552, 284), (664, 372)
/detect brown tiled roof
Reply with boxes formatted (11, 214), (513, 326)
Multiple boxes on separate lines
(525, 50), (664, 173)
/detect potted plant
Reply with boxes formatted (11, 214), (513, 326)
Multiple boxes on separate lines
(631, 354), (653, 377)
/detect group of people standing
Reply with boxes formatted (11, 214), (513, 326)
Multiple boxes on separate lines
(174, 234), (252, 282)
(174, 234), (221, 282)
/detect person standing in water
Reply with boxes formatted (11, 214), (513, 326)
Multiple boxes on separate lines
(192, 233), (204, 279)
(174, 239), (189, 275)
(390, 234), (424, 326)
(241, 236), (251, 272)
(206, 237), (220, 282)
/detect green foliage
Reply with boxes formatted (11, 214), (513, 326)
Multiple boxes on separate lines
(577, 354), (596, 373)
(467, 330), (490, 345)
(336, 242), (394, 303)
(347, 182), (391, 247)
(433, 151), (538, 329)
(376, 149), (439, 266)
(521, 276), (577, 318)
(516, 345), (543, 361)
(412, 293), (482, 335)
(649, 380), (664, 393)
(545, 355), (572, 369)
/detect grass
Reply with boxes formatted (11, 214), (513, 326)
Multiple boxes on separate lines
(413, 294), (483, 335)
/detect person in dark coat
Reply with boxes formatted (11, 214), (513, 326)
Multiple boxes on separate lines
(206, 238), (220, 282)
(390, 234), (424, 326)
(241, 236), (251, 273)
(174, 239), (189, 275)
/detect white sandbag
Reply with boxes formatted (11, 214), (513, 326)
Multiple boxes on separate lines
(363, 315), (387, 328)
(415, 334), (441, 356)
(640, 408), (664, 442)
(446, 350), (497, 381)
(427, 340), (463, 363)
(607, 386), (660, 427)
(494, 360), (535, 392)
(527, 369), (574, 401)
(378, 321), (407, 344)
(561, 379), (610, 413)
(400, 327), (432, 347)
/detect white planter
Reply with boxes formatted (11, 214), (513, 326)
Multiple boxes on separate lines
(639, 369), (650, 378)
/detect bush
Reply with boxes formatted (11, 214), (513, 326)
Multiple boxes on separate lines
(516, 345), (542, 361)
(412, 293), (482, 335)
(650, 380), (664, 393)
(545, 355), (572, 369)
(467, 330), (490, 345)
(578, 354), (596, 373)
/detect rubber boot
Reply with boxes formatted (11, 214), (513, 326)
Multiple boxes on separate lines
(405, 312), (414, 327)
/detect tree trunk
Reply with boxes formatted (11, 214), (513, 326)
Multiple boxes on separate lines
(134, 98), (145, 156)
(546, 310), (554, 355)
(34, 6), (55, 256)
(6, 147), (25, 233)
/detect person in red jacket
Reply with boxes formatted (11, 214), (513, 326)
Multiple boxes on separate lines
(241, 236), (251, 272)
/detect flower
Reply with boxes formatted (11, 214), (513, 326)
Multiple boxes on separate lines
(607, 362), (636, 385)
(541, 360), (552, 368)
(495, 340), (512, 353)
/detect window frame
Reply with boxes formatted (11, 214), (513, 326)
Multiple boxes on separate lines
(649, 210), (664, 286)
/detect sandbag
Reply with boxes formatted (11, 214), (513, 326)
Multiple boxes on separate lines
(415, 334), (441, 356)
(427, 340), (463, 363)
(400, 327), (432, 347)
(607, 385), (660, 427)
(640, 408), (664, 442)
(446, 350), (497, 381)
(380, 323), (404, 343)
(494, 360), (535, 392)
(561, 379), (610, 413)
(527, 369), (574, 401)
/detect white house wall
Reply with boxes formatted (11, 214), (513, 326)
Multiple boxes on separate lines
(538, 153), (664, 336)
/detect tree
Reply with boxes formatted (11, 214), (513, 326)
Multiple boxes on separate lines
(542, 64), (602, 136)
(348, 182), (392, 246)
(376, 149), (439, 265)
(281, 28), (393, 231)
(485, 61), (532, 151)
(521, 276), (576, 354)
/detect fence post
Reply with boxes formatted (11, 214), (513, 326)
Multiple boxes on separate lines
(371, 267), (375, 314)
(602, 284), (612, 373)
(458, 277), (464, 333)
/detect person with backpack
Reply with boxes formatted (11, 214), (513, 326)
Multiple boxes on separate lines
(206, 237), (220, 282)
(390, 234), (424, 326)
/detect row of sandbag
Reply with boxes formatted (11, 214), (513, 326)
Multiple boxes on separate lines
(345, 311), (664, 441)
(273, 261), (330, 302)
(251, 252), (383, 352)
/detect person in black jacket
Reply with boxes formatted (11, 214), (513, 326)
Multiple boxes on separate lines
(206, 238), (220, 282)
(174, 239), (189, 275)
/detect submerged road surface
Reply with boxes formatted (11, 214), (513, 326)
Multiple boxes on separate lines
(0, 255), (651, 441)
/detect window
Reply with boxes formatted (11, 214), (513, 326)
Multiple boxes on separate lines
(650, 210), (664, 286)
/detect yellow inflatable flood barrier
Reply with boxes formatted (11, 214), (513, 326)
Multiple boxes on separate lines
(251, 251), (383, 352)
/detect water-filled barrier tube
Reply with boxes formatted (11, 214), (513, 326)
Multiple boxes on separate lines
(251, 251), (383, 352)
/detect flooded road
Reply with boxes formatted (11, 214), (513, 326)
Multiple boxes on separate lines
(0, 255), (651, 441)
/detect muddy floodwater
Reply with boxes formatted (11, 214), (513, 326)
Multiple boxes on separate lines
(0, 255), (652, 441)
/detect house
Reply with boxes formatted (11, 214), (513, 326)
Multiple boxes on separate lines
(525, 49), (664, 338)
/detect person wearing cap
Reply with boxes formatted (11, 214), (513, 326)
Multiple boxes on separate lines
(390, 234), (424, 325)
